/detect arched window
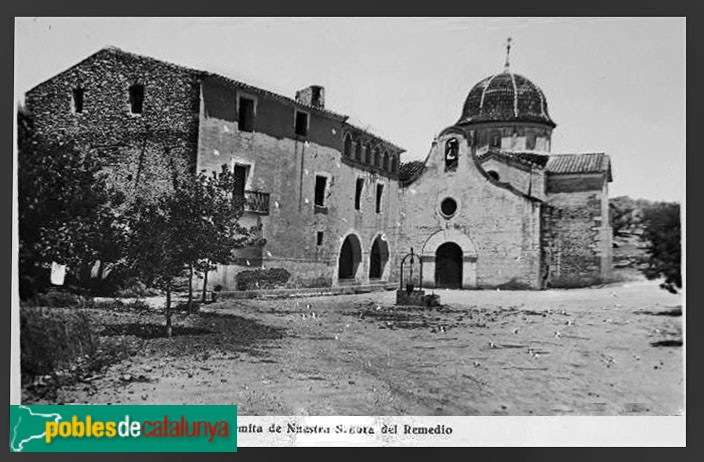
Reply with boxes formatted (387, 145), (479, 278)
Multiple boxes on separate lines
(390, 155), (397, 173)
(374, 148), (381, 167)
(355, 139), (362, 160)
(382, 151), (390, 171)
(343, 133), (353, 157)
(365, 143), (372, 164)
(445, 138), (459, 171)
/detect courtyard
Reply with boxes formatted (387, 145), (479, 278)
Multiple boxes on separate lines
(40, 278), (683, 416)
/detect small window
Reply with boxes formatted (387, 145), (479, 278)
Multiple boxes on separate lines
(487, 170), (500, 181)
(354, 178), (364, 210)
(295, 110), (309, 137)
(355, 141), (362, 160)
(365, 144), (372, 164)
(383, 151), (390, 171)
(129, 84), (144, 114)
(374, 149), (381, 168)
(344, 133), (353, 157)
(72, 88), (84, 113)
(238, 96), (255, 132)
(440, 198), (458, 218)
(316, 231), (324, 246)
(390, 156), (397, 173)
(375, 183), (384, 214)
(314, 175), (327, 207)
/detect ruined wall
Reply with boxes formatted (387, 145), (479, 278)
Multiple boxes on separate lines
(196, 78), (401, 290)
(24, 48), (202, 199)
(397, 131), (543, 289)
(543, 173), (611, 287)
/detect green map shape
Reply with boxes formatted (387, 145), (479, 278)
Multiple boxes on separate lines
(10, 405), (63, 452)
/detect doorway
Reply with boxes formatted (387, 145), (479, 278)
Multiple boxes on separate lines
(435, 242), (463, 288)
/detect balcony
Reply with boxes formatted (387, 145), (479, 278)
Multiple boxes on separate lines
(242, 190), (270, 215)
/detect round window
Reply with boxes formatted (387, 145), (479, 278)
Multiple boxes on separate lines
(440, 198), (458, 218)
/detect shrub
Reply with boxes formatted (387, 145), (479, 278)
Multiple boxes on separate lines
(20, 306), (97, 380)
(236, 268), (291, 291)
(26, 289), (85, 308)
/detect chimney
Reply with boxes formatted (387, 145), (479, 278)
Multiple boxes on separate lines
(296, 85), (325, 109)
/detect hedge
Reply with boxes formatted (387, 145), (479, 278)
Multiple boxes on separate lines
(236, 268), (291, 291)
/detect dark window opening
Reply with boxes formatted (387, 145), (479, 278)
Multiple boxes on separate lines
(233, 165), (248, 199)
(383, 152), (389, 171)
(314, 175), (327, 207)
(390, 156), (397, 173)
(129, 84), (144, 114)
(344, 134), (353, 157)
(354, 178), (364, 210)
(72, 88), (84, 113)
(295, 111), (309, 137)
(316, 231), (324, 246)
(365, 144), (372, 164)
(487, 170), (500, 181)
(374, 149), (381, 167)
(440, 198), (458, 218)
(238, 97), (255, 132)
(445, 138), (459, 171)
(490, 131), (501, 148)
(375, 184), (384, 214)
(355, 141), (362, 160)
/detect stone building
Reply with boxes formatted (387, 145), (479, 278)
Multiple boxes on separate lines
(23, 46), (612, 291)
(24, 47), (403, 290)
(396, 63), (613, 289)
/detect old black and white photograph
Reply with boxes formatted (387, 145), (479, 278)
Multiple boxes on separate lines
(12, 17), (684, 433)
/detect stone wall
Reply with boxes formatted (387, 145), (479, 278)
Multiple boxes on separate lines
(24, 48), (201, 199)
(397, 130), (543, 289)
(543, 174), (611, 287)
(196, 78), (403, 290)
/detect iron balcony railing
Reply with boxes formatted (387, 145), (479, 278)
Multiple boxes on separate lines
(241, 190), (270, 215)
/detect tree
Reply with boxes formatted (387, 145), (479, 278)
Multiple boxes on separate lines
(124, 165), (261, 336)
(17, 110), (127, 298)
(640, 202), (681, 294)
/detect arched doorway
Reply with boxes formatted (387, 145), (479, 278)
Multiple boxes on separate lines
(369, 235), (389, 280)
(338, 234), (362, 280)
(435, 242), (463, 289)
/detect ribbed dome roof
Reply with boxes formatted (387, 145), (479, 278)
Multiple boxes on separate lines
(457, 72), (555, 127)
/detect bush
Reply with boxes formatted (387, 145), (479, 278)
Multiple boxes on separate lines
(236, 268), (291, 291)
(20, 306), (97, 380)
(26, 289), (86, 308)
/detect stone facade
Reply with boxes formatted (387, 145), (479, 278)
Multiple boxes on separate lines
(396, 131), (544, 290)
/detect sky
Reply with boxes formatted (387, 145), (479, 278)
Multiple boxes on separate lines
(14, 17), (685, 202)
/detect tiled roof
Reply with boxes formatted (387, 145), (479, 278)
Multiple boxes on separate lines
(478, 149), (550, 169)
(458, 72), (555, 127)
(398, 160), (425, 184)
(546, 153), (611, 179)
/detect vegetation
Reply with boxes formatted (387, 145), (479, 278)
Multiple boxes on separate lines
(640, 202), (682, 294)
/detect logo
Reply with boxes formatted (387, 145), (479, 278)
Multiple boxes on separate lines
(10, 405), (237, 452)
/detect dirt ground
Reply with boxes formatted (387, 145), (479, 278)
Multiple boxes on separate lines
(47, 277), (684, 416)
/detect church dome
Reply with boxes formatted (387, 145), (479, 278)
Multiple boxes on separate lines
(457, 72), (555, 128)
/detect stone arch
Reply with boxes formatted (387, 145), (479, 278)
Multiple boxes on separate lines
(355, 138), (363, 160)
(369, 233), (390, 280)
(338, 232), (363, 281)
(421, 229), (478, 289)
